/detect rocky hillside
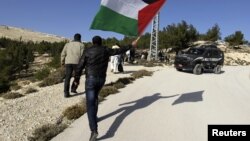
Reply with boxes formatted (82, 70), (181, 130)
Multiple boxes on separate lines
(0, 25), (68, 42)
(194, 41), (250, 66)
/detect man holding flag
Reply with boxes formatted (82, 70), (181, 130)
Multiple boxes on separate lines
(74, 36), (138, 141)
(79, 0), (166, 140)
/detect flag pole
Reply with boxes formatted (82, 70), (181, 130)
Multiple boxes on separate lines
(135, 36), (141, 42)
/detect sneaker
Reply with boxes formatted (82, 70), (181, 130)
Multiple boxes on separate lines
(89, 131), (98, 141)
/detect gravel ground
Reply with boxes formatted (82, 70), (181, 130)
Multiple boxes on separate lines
(0, 64), (163, 141)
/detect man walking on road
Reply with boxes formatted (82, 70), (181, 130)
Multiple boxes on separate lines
(74, 36), (138, 141)
(61, 33), (85, 98)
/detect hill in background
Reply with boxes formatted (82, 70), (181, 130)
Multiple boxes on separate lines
(0, 25), (68, 43)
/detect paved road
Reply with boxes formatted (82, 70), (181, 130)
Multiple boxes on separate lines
(52, 66), (250, 141)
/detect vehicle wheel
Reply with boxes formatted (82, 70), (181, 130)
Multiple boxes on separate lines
(176, 68), (182, 71)
(193, 64), (203, 75)
(214, 65), (222, 74)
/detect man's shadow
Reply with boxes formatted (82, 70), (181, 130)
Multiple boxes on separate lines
(97, 93), (178, 140)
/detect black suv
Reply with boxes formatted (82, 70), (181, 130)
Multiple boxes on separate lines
(174, 45), (224, 74)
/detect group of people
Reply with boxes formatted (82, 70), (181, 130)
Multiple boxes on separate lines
(61, 33), (138, 141)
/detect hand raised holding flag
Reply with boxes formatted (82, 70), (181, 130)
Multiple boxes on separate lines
(132, 36), (141, 47)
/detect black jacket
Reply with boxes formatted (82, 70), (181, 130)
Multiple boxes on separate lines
(75, 44), (132, 80)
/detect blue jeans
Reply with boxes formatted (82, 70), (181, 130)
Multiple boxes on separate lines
(85, 76), (106, 131)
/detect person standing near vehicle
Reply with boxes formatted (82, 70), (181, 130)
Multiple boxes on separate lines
(74, 36), (138, 141)
(61, 33), (85, 98)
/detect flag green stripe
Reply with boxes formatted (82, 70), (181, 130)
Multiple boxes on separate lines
(90, 6), (138, 36)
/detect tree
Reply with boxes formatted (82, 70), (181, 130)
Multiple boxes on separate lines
(103, 37), (119, 47)
(0, 51), (11, 93)
(224, 31), (244, 46)
(121, 36), (134, 46)
(160, 20), (199, 50)
(202, 24), (221, 41)
(0, 37), (68, 93)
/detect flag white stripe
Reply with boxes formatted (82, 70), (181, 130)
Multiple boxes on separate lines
(101, 0), (148, 19)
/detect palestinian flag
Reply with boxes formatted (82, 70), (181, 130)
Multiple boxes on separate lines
(90, 0), (166, 36)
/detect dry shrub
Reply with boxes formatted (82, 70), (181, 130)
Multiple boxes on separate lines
(98, 95), (105, 103)
(62, 102), (86, 120)
(28, 123), (68, 141)
(10, 84), (22, 91)
(38, 67), (65, 87)
(1, 92), (23, 99)
(137, 60), (158, 67)
(137, 59), (147, 65)
(10, 82), (22, 91)
(131, 70), (153, 79)
(144, 61), (155, 67)
(116, 77), (134, 85)
(34, 67), (50, 81)
(98, 80), (126, 102)
(113, 82), (125, 89)
(99, 86), (118, 98)
(25, 87), (38, 94)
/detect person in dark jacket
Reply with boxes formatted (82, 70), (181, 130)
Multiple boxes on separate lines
(74, 36), (137, 141)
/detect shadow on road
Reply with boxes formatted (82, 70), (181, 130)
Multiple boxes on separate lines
(97, 93), (178, 140)
(172, 90), (204, 105)
(179, 69), (225, 75)
(121, 70), (137, 74)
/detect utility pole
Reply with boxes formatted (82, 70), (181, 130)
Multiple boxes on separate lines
(148, 13), (159, 61)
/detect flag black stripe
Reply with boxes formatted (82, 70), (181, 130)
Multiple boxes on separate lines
(142, 0), (158, 4)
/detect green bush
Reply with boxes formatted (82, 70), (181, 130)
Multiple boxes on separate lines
(0, 71), (10, 93)
(225, 31), (244, 46)
(28, 123), (68, 141)
(1, 92), (23, 99)
(35, 68), (50, 81)
(48, 55), (61, 69)
(0, 83), (10, 94)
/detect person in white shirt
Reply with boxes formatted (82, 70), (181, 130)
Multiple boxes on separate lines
(110, 44), (120, 73)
